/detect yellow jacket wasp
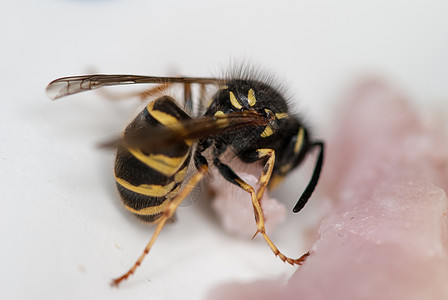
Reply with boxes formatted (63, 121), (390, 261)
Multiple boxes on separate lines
(46, 72), (324, 287)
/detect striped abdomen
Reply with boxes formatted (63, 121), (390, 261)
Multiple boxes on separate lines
(114, 96), (192, 223)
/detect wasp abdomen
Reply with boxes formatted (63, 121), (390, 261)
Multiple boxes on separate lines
(114, 96), (192, 223)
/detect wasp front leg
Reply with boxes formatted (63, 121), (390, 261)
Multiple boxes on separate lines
(213, 153), (305, 266)
(251, 148), (308, 265)
(254, 149), (275, 201)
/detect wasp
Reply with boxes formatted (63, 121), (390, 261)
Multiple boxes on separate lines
(46, 71), (324, 287)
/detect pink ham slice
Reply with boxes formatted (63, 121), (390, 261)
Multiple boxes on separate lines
(209, 79), (448, 300)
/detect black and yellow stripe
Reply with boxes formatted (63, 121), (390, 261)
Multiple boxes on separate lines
(114, 96), (192, 223)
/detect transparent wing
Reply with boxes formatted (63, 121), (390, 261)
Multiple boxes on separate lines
(46, 74), (224, 100)
(100, 110), (272, 151)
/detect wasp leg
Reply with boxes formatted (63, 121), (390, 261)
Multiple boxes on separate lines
(91, 82), (172, 102)
(183, 82), (192, 113)
(255, 149), (308, 265)
(213, 156), (305, 266)
(254, 149), (275, 201)
(199, 83), (206, 104)
(196, 83), (208, 113)
(139, 82), (172, 100)
(111, 152), (209, 287)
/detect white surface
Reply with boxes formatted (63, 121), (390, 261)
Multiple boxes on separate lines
(1, 1), (448, 299)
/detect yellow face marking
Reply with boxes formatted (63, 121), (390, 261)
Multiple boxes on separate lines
(174, 166), (188, 182)
(248, 89), (256, 106)
(275, 112), (288, 119)
(293, 128), (305, 154)
(123, 199), (170, 216)
(116, 177), (176, 197)
(260, 125), (274, 138)
(128, 148), (189, 177)
(229, 91), (243, 109)
(214, 110), (229, 128)
(220, 85), (228, 90)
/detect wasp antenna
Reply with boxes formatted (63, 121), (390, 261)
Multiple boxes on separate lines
(293, 142), (324, 213)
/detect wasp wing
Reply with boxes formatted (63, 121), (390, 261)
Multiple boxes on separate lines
(46, 74), (223, 100)
(100, 110), (271, 151)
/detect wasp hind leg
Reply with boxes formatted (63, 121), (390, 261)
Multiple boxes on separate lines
(111, 153), (209, 287)
(214, 152), (306, 266)
(99, 80), (189, 107)
(139, 82), (172, 100)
